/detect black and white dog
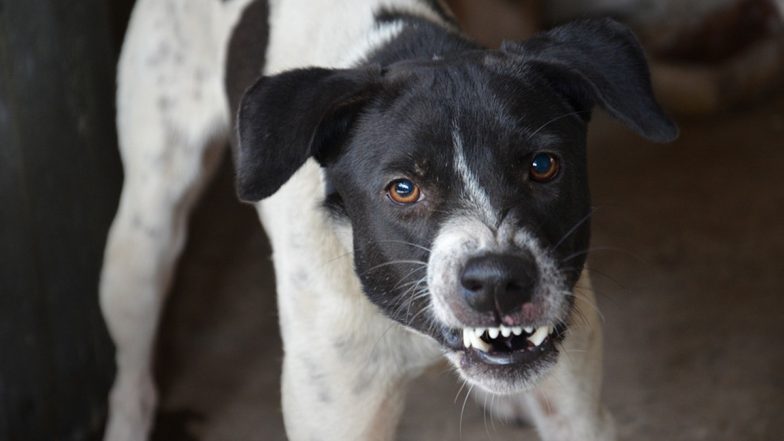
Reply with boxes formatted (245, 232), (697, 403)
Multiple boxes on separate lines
(100, 0), (677, 440)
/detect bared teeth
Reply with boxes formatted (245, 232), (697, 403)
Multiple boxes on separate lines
(463, 324), (555, 351)
(470, 330), (490, 352)
(527, 326), (551, 347)
(462, 328), (490, 352)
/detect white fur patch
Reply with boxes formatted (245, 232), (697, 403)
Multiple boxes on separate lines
(427, 216), (495, 327)
(451, 127), (497, 225)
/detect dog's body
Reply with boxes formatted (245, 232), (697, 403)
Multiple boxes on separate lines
(101, 1), (676, 440)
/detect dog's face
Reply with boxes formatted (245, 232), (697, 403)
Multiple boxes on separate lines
(237, 19), (677, 393)
(325, 65), (592, 391)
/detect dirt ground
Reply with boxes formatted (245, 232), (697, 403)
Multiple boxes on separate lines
(151, 93), (784, 441)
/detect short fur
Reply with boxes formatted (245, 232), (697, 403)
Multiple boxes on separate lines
(101, 0), (676, 440)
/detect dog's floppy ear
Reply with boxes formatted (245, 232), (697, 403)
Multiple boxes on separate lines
(236, 66), (381, 201)
(501, 18), (678, 143)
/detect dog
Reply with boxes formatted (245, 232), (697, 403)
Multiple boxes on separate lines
(100, 0), (677, 440)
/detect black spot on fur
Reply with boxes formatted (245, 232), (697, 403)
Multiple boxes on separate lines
(300, 356), (332, 403)
(157, 96), (173, 112)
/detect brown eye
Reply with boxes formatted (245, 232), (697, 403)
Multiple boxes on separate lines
(387, 178), (421, 205)
(529, 152), (560, 182)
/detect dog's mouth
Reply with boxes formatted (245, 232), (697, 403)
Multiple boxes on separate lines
(464, 324), (564, 363)
(444, 323), (565, 364)
(438, 322), (567, 392)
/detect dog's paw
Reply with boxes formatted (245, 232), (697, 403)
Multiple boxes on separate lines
(471, 388), (533, 427)
(104, 374), (157, 441)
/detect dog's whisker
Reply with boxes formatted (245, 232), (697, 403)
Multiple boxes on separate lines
(402, 292), (430, 311)
(375, 239), (433, 253)
(454, 378), (468, 404)
(558, 265), (626, 291)
(551, 207), (596, 251)
(483, 388), (491, 439)
(570, 246), (651, 267)
(585, 267), (626, 290)
(527, 110), (592, 139)
(406, 303), (433, 325)
(572, 297), (603, 326)
(559, 246), (628, 264)
(318, 250), (354, 269)
(392, 277), (430, 320)
(394, 273), (429, 292)
(393, 266), (428, 289)
(459, 384), (475, 439)
(397, 290), (430, 323)
(365, 259), (428, 273)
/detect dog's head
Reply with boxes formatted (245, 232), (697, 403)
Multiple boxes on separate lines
(236, 19), (677, 394)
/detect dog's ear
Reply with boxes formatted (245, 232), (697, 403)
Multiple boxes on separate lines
(500, 18), (678, 143)
(236, 66), (381, 201)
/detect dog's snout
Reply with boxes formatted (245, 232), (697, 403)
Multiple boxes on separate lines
(460, 253), (538, 316)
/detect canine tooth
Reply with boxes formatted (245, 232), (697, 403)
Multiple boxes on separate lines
(524, 326), (533, 334)
(528, 326), (550, 347)
(470, 333), (491, 352)
(548, 326), (556, 335)
(488, 328), (500, 339)
(475, 327), (486, 337)
(500, 326), (511, 337)
(511, 327), (523, 336)
(463, 329), (471, 348)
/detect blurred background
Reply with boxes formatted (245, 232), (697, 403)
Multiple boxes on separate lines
(1, 0), (782, 440)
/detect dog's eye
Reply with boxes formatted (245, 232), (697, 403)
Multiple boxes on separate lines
(529, 153), (560, 182)
(387, 179), (422, 205)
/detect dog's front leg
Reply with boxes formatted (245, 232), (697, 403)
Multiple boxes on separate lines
(275, 278), (440, 441)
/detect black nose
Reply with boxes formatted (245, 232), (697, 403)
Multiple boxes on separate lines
(460, 253), (538, 315)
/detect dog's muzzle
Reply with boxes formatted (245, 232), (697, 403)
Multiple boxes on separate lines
(427, 218), (572, 392)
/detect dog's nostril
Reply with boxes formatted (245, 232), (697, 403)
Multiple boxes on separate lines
(462, 279), (483, 292)
(505, 281), (524, 294)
